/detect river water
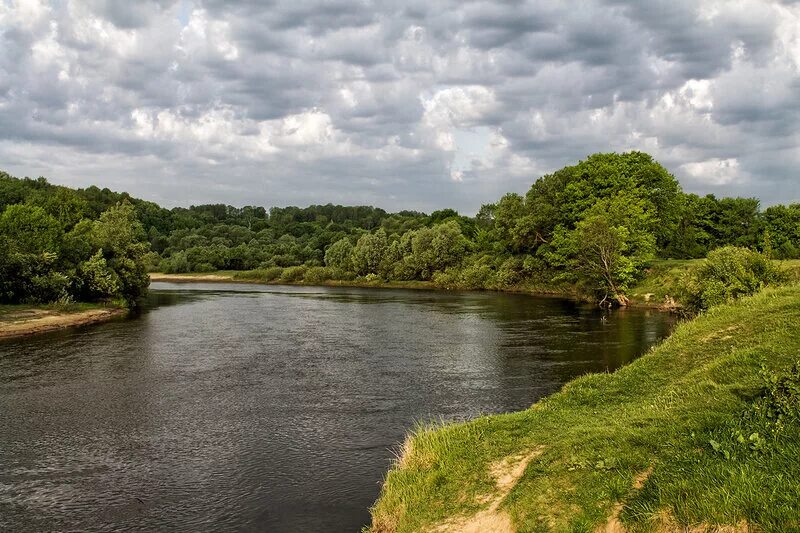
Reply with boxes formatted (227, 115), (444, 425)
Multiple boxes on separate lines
(0, 282), (675, 532)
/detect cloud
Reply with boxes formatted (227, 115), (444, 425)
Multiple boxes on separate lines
(0, 0), (798, 213)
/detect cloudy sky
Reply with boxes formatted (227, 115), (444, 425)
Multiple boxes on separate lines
(1, 0), (798, 213)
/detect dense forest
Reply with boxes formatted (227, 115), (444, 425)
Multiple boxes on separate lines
(1, 152), (798, 306)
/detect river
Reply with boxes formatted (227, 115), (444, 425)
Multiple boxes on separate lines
(0, 282), (675, 532)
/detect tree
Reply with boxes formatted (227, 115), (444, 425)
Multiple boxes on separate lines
(324, 238), (354, 272)
(26, 187), (89, 229)
(0, 204), (62, 255)
(550, 193), (656, 306)
(90, 201), (150, 305)
(351, 230), (388, 276)
(406, 221), (469, 280)
(761, 204), (800, 259)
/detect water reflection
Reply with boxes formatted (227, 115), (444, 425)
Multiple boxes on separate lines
(0, 282), (675, 532)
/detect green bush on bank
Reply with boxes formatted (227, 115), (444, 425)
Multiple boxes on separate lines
(303, 266), (333, 284)
(280, 265), (307, 282)
(680, 246), (788, 311)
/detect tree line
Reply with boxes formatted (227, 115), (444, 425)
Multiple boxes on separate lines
(1, 151), (798, 306)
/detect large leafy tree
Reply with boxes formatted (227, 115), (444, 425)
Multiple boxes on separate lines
(90, 201), (151, 305)
(549, 193), (656, 305)
(351, 229), (388, 276)
(324, 237), (354, 271)
(0, 204), (67, 302)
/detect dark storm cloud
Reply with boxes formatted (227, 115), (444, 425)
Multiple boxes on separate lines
(0, 0), (798, 212)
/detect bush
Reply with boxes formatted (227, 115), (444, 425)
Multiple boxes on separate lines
(76, 250), (120, 300)
(233, 267), (284, 282)
(280, 265), (307, 282)
(304, 266), (332, 284)
(681, 246), (787, 311)
(431, 267), (461, 288)
(260, 266), (283, 281)
(193, 262), (216, 273)
(329, 268), (356, 281)
(756, 362), (800, 426)
(494, 257), (524, 287)
(29, 271), (71, 303)
(160, 252), (190, 273)
(459, 261), (493, 289)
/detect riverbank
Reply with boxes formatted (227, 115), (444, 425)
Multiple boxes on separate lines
(0, 304), (126, 340)
(156, 258), (800, 310)
(149, 260), (699, 310)
(368, 283), (800, 532)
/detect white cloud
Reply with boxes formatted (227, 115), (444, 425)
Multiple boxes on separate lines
(681, 158), (741, 186)
(0, 0), (798, 212)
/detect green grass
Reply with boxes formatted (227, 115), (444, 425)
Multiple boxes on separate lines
(779, 259), (800, 282)
(369, 284), (800, 532)
(628, 259), (700, 305)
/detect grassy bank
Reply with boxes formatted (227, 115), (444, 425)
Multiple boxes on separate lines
(150, 259), (800, 309)
(369, 284), (800, 532)
(0, 303), (126, 340)
(629, 259), (800, 306)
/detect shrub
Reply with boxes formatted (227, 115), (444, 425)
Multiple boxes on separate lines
(431, 267), (460, 288)
(459, 262), (493, 289)
(76, 250), (119, 300)
(756, 362), (800, 426)
(329, 268), (356, 281)
(494, 257), (524, 287)
(193, 262), (216, 273)
(260, 266), (283, 281)
(680, 246), (787, 311)
(280, 265), (307, 282)
(29, 271), (71, 303)
(160, 252), (190, 274)
(304, 266), (332, 284)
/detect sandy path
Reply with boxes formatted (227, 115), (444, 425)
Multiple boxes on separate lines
(0, 308), (126, 340)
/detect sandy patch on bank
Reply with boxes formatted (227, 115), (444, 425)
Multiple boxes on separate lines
(0, 308), (126, 339)
(149, 273), (232, 282)
(433, 447), (545, 533)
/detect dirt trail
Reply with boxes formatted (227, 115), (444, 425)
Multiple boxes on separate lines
(433, 447), (545, 533)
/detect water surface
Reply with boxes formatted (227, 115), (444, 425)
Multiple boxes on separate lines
(0, 282), (675, 532)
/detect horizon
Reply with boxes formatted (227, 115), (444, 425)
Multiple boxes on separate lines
(1, 1), (799, 212)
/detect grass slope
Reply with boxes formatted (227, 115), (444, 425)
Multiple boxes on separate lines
(370, 284), (800, 532)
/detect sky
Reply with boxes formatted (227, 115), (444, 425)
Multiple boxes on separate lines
(0, 0), (799, 214)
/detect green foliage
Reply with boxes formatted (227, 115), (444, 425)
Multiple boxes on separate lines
(324, 237), (354, 271)
(549, 193), (656, 304)
(304, 266), (332, 284)
(680, 246), (787, 311)
(352, 229), (388, 276)
(753, 362), (800, 428)
(280, 265), (307, 282)
(160, 251), (190, 273)
(0, 194), (150, 307)
(90, 202), (150, 305)
(76, 250), (120, 300)
(404, 221), (469, 280)
(0, 204), (62, 255)
(3, 151), (798, 305)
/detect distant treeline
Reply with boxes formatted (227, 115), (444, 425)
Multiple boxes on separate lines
(1, 152), (798, 305)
